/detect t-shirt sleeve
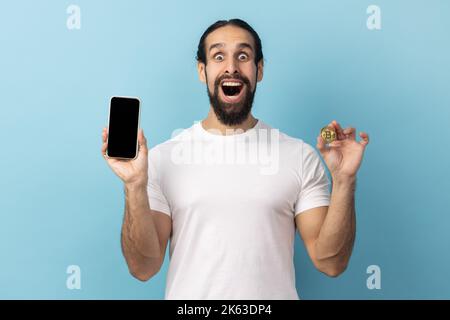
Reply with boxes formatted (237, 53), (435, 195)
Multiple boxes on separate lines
(147, 147), (171, 217)
(294, 142), (331, 216)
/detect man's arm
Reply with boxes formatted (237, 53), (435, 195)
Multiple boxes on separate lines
(101, 126), (172, 282)
(121, 182), (172, 282)
(295, 177), (356, 277)
(296, 120), (368, 277)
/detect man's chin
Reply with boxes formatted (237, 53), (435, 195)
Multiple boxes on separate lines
(218, 102), (244, 113)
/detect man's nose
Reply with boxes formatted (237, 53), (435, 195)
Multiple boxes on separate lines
(225, 58), (239, 74)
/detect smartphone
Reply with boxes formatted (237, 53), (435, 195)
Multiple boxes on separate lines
(106, 96), (141, 160)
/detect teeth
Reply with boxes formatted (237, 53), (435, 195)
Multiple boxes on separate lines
(222, 81), (242, 87)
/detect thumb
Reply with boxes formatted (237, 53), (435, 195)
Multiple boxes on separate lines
(316, 135), (326, 154)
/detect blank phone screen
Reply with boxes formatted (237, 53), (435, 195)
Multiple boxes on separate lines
(107, 97), (140, 159)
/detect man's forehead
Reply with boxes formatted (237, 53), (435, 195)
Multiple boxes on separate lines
(205, 26), (255, 51)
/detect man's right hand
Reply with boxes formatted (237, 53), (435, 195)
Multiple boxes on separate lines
(101, 127), (149, 187)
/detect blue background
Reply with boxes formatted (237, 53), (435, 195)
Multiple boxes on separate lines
(1, 0), (449, 299)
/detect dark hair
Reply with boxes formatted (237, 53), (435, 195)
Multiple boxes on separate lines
(196, 19), (263, 65)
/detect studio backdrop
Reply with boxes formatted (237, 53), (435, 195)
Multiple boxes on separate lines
(1, 0), (449, 299)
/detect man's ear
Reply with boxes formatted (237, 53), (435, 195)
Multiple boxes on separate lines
(197, 62), (207, 83)
(257, 59), (264, 82)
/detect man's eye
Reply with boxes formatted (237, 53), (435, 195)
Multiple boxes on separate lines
(238, 53), (248, 60)
(214, 54), (224, 61)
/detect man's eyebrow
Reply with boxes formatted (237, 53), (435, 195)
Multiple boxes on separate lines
(209, 43), (224, 52)
(237, 42), (254, 51)
(208, 42), (254, 52)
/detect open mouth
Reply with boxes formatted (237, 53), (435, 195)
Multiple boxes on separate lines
(220, 80), (244, 102)
(221, 80), (243, 97)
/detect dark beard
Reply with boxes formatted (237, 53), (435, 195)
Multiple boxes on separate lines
(206, 72), (257, 126)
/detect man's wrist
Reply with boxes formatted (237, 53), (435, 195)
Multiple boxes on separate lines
(331, 175), (356, 190)
(124, 179), (148, 192)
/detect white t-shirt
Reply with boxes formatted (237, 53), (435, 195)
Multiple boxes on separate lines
(147, 119), (331, 300)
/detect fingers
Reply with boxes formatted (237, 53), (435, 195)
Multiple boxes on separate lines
(320, 120), (369, 151)
(331, 120), (345, 140)
(137, 128), (148, 153)
(359, 131), (370, 147)
(102, 127), (108, 142)
(343, 127), (356, 140)
(331, 120), (357, 141)
(101, 127), (108, 157)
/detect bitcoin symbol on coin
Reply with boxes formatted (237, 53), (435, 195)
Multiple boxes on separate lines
(320, 126), (337, 144)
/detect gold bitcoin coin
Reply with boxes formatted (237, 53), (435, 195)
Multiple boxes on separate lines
(321, 126), (337, 144)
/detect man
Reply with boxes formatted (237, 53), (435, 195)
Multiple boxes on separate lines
(101, 19), (369, 299)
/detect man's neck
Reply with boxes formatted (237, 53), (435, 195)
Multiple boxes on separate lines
(201, 107), (258, 135)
